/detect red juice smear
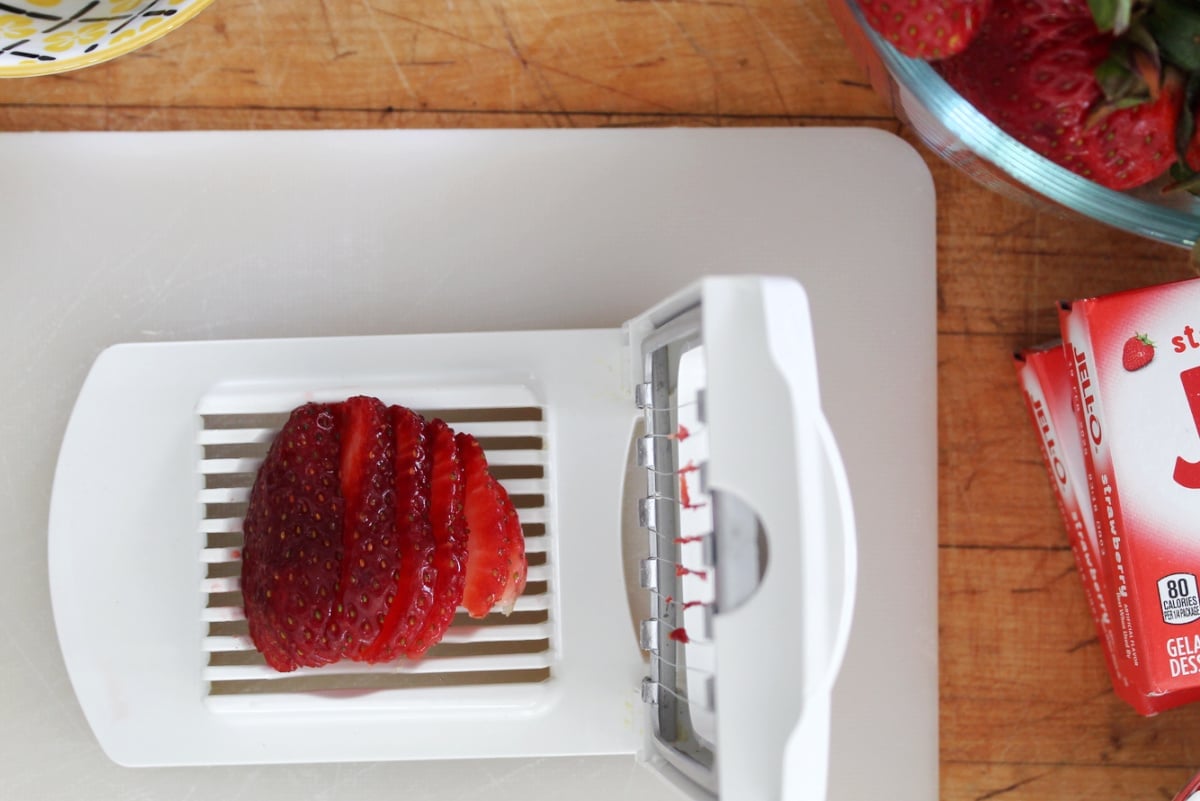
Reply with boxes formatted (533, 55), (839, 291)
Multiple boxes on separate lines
(675, 565), (708, 580)
(678, 473), (706, 511)
(681, 600), (703, 610)
(668, 627), (690, 644)
(673, 535), (704, 544)
(678, 461), (699, 475)
(675, 424), (690, 441)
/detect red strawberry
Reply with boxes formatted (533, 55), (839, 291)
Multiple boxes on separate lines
(360, 406), (436, 663)
(244, 399), (526, 670)
(405, 419), (468, 657)
(1122, 332), (1155, 370)
(858, 0), (991, 60)
(330, 396), (397, 660)
(457, 433), (517, 618)
(1088, 80), (1181, 189)
(934, 0), (1180, 190)
(242, 403), (345, 672)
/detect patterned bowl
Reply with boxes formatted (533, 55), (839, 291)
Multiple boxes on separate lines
(0, 0), (214, 77)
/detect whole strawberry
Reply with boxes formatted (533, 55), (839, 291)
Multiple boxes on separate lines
(1122, 332), (1155, 371)
(934, 0), (1181, 190)
(858, 0), (991, 59)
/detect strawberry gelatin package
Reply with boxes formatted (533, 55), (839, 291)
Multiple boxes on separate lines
(1061, 277), (1200, 705)
(1015, 345), (1130, 705)
(1015, 342), (1200, 714)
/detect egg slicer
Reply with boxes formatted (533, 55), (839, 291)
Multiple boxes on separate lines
(48, 274), (857, 801)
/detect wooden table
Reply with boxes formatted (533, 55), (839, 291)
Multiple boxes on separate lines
(3, 1), (1197, 798)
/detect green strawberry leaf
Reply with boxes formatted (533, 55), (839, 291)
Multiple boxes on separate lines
(1165, 161), (1200, 194)
(1144, 0), (1200, 72)
(1096, 56), (1150, 104)
(1095, 26), (1159, 106)
(1089, 0), (1134, 32)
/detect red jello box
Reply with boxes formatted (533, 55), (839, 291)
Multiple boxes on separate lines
(1014, 342), (1147, 711)
(1061, 277), (1200, 705)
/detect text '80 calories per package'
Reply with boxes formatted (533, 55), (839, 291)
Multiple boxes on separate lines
(1059, 276), (1200, 712)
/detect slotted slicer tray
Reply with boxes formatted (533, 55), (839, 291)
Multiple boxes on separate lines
(198, 384), (555, 701)
(49, 275), (856, 801)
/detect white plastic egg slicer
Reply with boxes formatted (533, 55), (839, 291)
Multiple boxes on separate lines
(49, 274), (857, 801)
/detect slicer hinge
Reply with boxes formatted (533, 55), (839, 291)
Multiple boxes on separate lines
(634, 382), (654, 410)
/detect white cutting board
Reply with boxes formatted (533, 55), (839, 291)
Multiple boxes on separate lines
(0, 128), (937, 801)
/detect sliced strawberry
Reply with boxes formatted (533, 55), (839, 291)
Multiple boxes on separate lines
(242, 403), (345, 671)
(360, 405), (436, 663)
(405, 419), (468, 657)
(497, 502), (527, 615)
(330, 396), (397, 659)
(456, 433), (514, 618)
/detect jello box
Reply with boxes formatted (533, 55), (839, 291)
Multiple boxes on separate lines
(1014, 345), (1127, 692)
(1061, 276), (1200, 702)
(1015, 341), (1199, 714)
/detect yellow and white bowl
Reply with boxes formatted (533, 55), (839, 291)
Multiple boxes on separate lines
(0, 0), (214, 77)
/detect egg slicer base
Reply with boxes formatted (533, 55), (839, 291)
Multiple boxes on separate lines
(48, 275), (856, 801)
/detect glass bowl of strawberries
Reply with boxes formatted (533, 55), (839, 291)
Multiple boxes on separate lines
(827, 0), (1200, 248)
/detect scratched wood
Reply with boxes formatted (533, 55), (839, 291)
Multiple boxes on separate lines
(0, 104), (899, 130)
(918, 126), (1193, 340)
(941, 547), (1200, 762)
(0, 0), (891, 123)
(5, 0), (1200, 798)
(942, 764), (1198, 801)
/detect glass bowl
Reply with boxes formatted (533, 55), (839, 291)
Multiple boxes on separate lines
(827, 0), (1200, 249)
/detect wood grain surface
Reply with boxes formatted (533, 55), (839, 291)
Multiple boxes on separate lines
(4, 0), (1200, 798)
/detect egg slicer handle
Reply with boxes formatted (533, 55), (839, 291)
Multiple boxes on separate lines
(778, 412), (857, 801)
(705, 276), (856, 801)
(625, 275), (858, 801)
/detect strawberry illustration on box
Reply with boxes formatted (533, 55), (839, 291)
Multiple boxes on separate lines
(1060, 277), (1200, 702)
(1122, 333), (1156, 372)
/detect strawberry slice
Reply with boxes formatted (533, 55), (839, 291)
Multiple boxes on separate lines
(242, 403), (345, 671)
(497, 502), (527, 616)
(405, 419), (468, 657)
(456, 433), (515, 618)
(360, 405), (436, 663)
(330, 396), (397, 660)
